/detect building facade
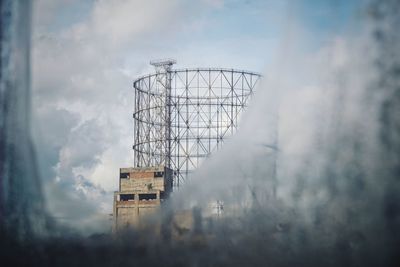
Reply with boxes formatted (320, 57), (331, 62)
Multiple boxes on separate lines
(113, 166), (173, 232)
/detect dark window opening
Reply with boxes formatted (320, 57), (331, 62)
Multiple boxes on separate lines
(139, 193), (157, 201)
(160, 191), (168, 201)
(120, 194), (134, 201)
(120, 172), (129, 179)
(154, 171), (164, 177)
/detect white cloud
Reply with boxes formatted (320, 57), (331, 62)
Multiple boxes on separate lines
(32, 0), (226, 233)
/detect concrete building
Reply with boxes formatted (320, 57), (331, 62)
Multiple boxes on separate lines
(113, 165), (173, 232)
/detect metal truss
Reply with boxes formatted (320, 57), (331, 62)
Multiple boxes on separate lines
(133, 67), (261, 187)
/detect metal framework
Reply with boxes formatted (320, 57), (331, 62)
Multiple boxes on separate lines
(133, 63), (261, 187)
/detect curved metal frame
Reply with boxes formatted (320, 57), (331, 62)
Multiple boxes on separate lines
(133, 68), (261, 187)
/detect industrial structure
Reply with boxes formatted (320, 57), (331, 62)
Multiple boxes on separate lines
(113, 166), (173, 231)
(133, 60), (262, 186)
(113, 60), (261, 230)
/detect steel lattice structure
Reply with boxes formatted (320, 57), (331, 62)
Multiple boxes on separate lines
(133, 64), (261, 187)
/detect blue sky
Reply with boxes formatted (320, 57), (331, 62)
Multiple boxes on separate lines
(121, 0), (363, 73)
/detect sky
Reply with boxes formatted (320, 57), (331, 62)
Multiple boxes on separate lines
(31, 0), (363, 233)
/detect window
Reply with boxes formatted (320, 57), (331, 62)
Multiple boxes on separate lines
(139, 193), (157, 201)
(160, 191), (168, 201)
(120, 194), (134, 201)
(154, 171), (164, 177)
(120, 172), (129, 178)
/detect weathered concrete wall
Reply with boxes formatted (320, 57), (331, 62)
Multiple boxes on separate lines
(115, 202), (160, 230)
(120, 177), (166, 192)
(113, 166), (173, 232)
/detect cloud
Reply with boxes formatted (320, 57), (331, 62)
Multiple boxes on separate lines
(171, 14), (371, 210)
(31, 0), (224, 233)
(31, 0), (301, 234)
